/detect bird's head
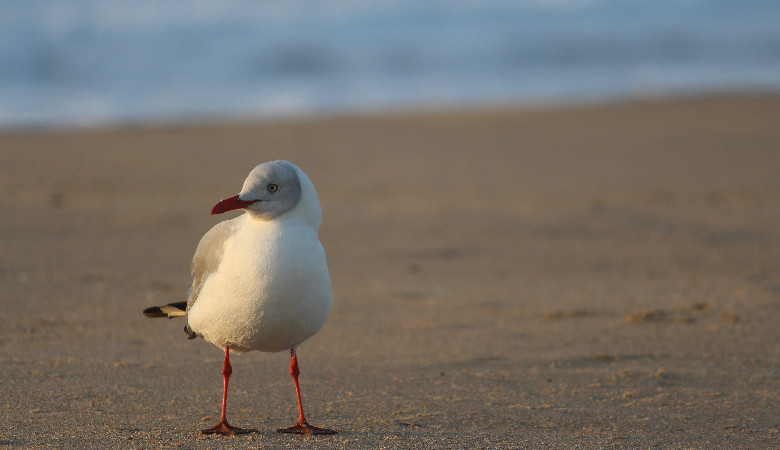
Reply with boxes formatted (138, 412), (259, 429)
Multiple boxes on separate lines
(211, 160), (310, 222)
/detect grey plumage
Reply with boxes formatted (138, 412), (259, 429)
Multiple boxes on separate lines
(183, 218), (235, 339)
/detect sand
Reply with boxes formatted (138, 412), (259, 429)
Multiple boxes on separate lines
(1, 94), (778, 448)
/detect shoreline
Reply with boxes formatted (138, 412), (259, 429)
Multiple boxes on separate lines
(3, 89), (777, 136)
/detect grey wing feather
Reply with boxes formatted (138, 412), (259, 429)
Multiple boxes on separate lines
(183, 217), (239, 338)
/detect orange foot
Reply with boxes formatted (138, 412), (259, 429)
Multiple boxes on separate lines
(277, 420), (338, 435)
(201, 421), (254, 436)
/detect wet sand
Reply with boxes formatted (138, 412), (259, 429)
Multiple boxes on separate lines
(1, 94), (779, 448)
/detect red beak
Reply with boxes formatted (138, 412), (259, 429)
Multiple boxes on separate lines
(211, 195), (259, 215)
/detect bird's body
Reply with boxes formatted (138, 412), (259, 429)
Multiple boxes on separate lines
(187, 212), (332, 353)
(143, 160), (337, 436)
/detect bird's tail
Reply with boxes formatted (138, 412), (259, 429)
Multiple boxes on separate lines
(143, 301), (187, 318)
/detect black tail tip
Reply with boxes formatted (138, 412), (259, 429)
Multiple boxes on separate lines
(143, 306), (166, 318)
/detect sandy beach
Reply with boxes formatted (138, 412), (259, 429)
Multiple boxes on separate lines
(1, 94), (778, 448)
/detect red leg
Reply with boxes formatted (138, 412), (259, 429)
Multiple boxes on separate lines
(276, 348), (337, 435)
(201, 347), (253, 435)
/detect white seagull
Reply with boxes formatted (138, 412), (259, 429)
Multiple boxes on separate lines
(143, 160), (337, 436)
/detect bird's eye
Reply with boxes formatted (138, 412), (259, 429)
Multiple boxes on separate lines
(267, 183), (279, 193)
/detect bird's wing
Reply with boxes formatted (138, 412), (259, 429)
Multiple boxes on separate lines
(184, 216), (241, 338)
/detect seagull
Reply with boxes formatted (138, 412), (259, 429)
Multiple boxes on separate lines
(143, 160), (337, 436)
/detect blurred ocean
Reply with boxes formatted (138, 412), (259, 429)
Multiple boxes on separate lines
(2, 0), (779, 129)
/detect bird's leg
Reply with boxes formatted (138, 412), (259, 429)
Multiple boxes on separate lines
(276, 348), (338, 435)
(201, 346), (253, 435)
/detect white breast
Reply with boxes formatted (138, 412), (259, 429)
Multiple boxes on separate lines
(187, 215), (333, 354)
